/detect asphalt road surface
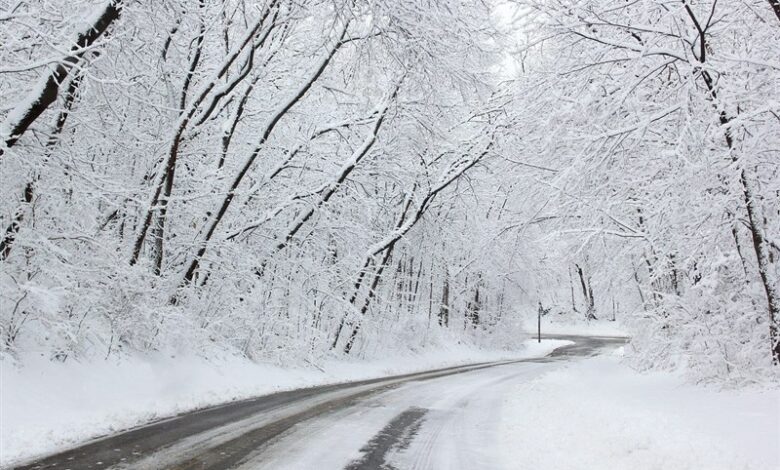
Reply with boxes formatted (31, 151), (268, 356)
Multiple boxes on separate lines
(13, 335), (626, 470)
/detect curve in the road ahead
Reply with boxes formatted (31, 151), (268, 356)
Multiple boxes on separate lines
(11, 335), (626, 470)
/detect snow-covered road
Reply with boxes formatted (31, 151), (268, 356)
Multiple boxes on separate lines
(15, 335), (775, 470)
(243, 353), (565, 470)
(11, 336), (621, 470)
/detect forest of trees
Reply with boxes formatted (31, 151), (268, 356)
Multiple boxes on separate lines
(1, 0), (778, 383)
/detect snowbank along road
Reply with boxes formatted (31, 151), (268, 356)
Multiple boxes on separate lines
(12, 335), (626, 470)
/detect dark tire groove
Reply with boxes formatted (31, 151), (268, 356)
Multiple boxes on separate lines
(345, 407), (429, 470)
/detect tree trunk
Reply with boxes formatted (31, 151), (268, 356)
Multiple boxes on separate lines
(468, 282), (481, 327)
(332, 192), (413, 351)
(0, 1), (123, 155)
(130, 2), (280, 267)
(586, 276), (596, 320)
(569, 265), (578, 313)
(575, 264), (596, 320)
(684, 5), (780, 363)
(343, 232), (398, 354)
(1, 73), (84, 260)
(0, 182), (33, 260)
(633, 262), (647, 308)
(176, 23), (350, 288)
(439, 271), (450, 327)
(152, 9), (207, 274)
(767, 0), (780, 22)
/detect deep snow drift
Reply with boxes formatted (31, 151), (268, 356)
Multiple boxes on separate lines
(1, 339), (566, 466)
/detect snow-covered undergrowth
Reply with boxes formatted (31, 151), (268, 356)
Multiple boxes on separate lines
(1, 339), (567, 466)
(624, 309), (778, 386)
(498, 351), (779, 470)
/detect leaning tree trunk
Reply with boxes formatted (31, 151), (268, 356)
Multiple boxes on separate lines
(175, 22), (350, 289)
(338, 135), (496, 352)
(575, 264), (596, 320)
(343, 238), (399, 354)
(0, 1), (123, 155)
(130, 1), (280, 268)
(586, 276), (596, 320)
(767, 0), (780, 22)
(332, 192), (414, 351)
(151, 5), (207, 275)
(0, 73), (84, 260)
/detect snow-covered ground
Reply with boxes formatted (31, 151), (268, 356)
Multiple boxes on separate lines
(0, 339), (565, 466)
(498, 349), (779, 470)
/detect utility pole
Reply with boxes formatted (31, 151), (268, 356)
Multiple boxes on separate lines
(537, 301), (542, 343)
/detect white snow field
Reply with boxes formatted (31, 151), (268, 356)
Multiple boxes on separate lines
(496, 350), (779, 470)
(1, 339), (566, 466)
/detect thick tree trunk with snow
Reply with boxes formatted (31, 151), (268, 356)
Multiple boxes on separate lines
(0, 1), (123, 154)
(768, 0), (780, 22)
(0, 181), (32, 260)
(0, 73), (83, 260)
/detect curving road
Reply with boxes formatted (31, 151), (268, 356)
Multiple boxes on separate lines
(12, 335), (626, 470)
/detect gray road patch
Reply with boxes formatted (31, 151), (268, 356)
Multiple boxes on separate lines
(345, 407), (429, 470)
